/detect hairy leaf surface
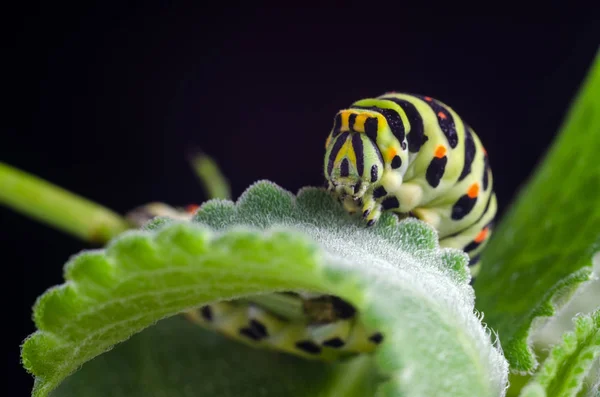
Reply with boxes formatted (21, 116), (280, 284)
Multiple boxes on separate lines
(519, 309), (599, 397)
(22, 182), (508, 397)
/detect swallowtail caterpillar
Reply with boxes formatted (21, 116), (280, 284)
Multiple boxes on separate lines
(127, 92), (496, 361)
(325, 92), (496, 280)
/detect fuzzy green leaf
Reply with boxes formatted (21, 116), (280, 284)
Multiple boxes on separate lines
(519, 309), (600, 397)
(22, 181), (508, 397)
(50, 316), (382, 397)
(474, 49), (600, 373)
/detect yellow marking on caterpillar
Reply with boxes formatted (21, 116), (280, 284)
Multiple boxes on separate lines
(334, 137), (357, 169)
(353, 113), (369, 132)
(339, 109), (387, 135)
(325, 135), (332, 148)
(341, 111), (351, 132)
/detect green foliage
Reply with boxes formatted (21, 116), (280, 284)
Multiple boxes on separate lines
(13, 47), (600, 397)
(21, 182), (508, 397)
(519, 309), (599, 397)
(474, 49), (600, 373)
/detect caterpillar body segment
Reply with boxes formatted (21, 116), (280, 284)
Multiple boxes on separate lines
(185, 297), (382, 361)
(324, 93), (497, 281)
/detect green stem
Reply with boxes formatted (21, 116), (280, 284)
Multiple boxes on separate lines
(0, 162), (131, 244)
(188, 150), (231, 200)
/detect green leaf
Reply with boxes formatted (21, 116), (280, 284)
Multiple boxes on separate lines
(534, 253), (600, 349)
(22, 181), (508, 397)
(474, 49), (600, 373)
(519, 309), (600, 397)
(50, 316), (382, 397)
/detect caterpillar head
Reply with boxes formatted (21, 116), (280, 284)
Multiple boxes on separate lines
(324, 131), (384, 200)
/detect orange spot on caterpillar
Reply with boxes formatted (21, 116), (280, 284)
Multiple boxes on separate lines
(387, 147), (397, 161)
(434, 145), (446, 158)
(474, 227), (489, 243)
(437, 111), (447, 120)
(467, 183), (479, 198)
(186, 204), (200, 214)
(424, 96), (432, 102)
(482, 147), (488, 156)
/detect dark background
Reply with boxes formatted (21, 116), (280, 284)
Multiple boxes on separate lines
(4, 4), (599, 395)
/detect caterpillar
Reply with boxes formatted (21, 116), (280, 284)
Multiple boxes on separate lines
(324, 92), (497, 281)
(126, 92), (496, 361)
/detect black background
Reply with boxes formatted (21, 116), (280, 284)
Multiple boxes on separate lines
(4, 4), (599, 395)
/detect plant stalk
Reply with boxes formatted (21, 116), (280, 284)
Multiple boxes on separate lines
(0, 161), (131, 244)
(188, 150), (231, 200)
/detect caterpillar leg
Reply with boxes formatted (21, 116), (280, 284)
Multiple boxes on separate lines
(359, 180), (426, 227)
(340, 194), (361, 215)
(361, 194), (401, 227)
(386, 181), (424, 213)
(359, 185), (396, 226)
(361, 198), (382, 227)
(411, 207), (442, 230)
